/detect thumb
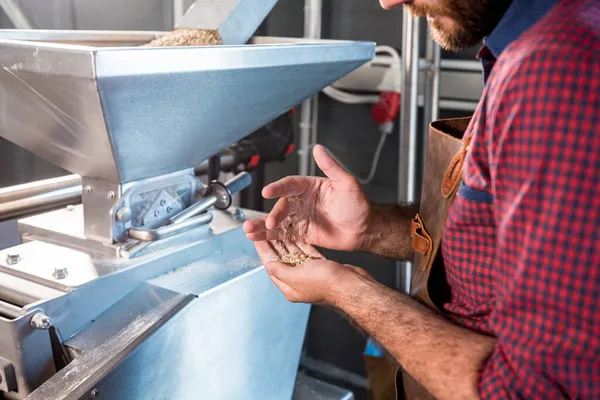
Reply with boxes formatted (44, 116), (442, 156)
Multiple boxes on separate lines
(313, 145), (355, 184)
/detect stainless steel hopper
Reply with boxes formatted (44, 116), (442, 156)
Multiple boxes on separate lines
(0, 31), (375, 185)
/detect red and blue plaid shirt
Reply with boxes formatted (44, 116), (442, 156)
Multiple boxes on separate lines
(441, 0), (600, 398)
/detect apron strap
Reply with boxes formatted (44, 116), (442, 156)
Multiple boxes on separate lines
(410, 214), (433, 271)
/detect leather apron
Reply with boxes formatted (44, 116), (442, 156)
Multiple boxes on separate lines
(400, 116), (472, 400)
(364, 117), (472, 400)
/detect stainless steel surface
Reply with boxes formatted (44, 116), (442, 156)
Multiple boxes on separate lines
(23, 230), (310, 399)
(128, 212), (214, 242)
(176, 0), (279, 45)
(293, 373), (355, 400)
(0, 300), (21, 319)
(0, 30), (374, 186)
(0, 0), (32, 29)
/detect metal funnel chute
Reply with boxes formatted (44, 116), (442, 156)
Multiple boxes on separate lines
(0, 32), (375, 185)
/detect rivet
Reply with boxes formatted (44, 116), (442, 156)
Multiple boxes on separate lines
(107, 191), (115, 200)
(83, 185), (92, 194)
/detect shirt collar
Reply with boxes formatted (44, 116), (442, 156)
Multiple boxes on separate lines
(484, 0), (558, 59)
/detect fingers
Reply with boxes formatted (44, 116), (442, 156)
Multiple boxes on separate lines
(262, 176), (312, 199)
(254, 241), (280, 265)
(266, 197), (299, 230)
(242, 217), (267, 234)
(295, 241), (324, 259)
(313, 145), (354, 184)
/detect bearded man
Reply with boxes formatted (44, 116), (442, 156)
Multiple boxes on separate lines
(243, 0), (600, 399)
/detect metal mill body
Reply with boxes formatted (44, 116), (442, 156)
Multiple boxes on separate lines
(0, 28), (374, 399)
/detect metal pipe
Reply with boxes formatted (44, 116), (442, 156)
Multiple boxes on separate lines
(396, 11), (422, 294)
(299, 0), (322, 176)
(0, 153), (236, 223)
(0, 0), (33, 29)
(0, 185), (82, 222)
(422, 25), (442, 170)
(0, 299), (21, 319)
(0, 175), (81, 204)
(398, 11), (421, 206)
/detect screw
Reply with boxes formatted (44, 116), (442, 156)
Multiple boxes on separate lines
(220, 194), (229, 203)
(30, 312), (52, 330)
(6, 253), (20, 265)
(116, 208), (132, 223)
(83, 185), (92, 194)
(154, 209), (161, 217)
(160, 199), (167, 206)
(166, 206), (173, 213)
(53, 267), (68, 280)
(232, 208), (245, 222)
(107, 191), (115, 200)
(90, 388), (99, 397)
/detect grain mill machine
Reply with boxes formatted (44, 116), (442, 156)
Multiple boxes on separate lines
(0, 15), (374, 400)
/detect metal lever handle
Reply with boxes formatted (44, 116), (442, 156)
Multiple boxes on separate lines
(169, 171), (252, 225)
(128, 212), (214, 242)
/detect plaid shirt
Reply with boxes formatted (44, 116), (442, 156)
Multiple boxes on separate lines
(441, 0), (600, 398)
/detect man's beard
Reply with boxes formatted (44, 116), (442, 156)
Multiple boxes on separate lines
(405, 0), (512, 52)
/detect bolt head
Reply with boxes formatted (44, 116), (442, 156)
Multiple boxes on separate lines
(117, 208), (132, 223)
(53, 267), (68, 280)
(83, 185), (92, 194)
(90, 388), (99, 397)
(107, 191), (116, 200)
(6, 253), (20, 265)
(30, 313), (52, 330)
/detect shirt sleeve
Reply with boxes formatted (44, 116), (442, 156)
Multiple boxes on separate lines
(479, 45), (600, 399)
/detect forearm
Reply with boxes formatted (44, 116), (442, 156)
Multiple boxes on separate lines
(358, 203), (419, 260)
(330, 274), (495, 400)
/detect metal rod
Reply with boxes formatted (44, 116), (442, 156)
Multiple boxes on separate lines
(0, 175), (81, 204)
(169, 197), (218, 225)
(0, 154), (236, 223)
(0, 0), (33, 29)
(0, 186), (82, 222)
(398, 11), (421, 205)
(299, 0), (322, 176)
(0, 299), (21, 319)
(422, 25), (442, 169)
